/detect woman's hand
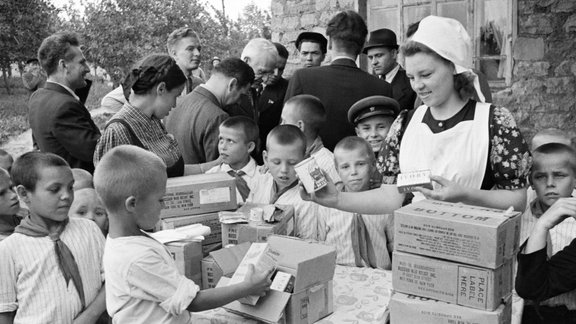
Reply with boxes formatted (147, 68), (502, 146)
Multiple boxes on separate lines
(415, 175), (468, 202)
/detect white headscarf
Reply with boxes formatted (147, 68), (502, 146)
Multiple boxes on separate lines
(411, 15), (485, 103)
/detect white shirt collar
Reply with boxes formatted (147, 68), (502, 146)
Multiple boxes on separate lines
(220, 157), (258, 177)
(47, 81), (80, 102)
(385, 64), (400, 84)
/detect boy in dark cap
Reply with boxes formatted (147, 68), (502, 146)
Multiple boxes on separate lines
(295, 32), (327, 68)
(348, 95), (400, 158)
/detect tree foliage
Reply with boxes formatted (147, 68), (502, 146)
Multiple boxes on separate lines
(0, 0), (59, 93)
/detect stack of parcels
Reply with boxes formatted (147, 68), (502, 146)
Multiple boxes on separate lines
(156, 173), (238, 254)
(217, 235), (337, 324)
(220, 203), (295, 246)
(389, 200), (521, 323)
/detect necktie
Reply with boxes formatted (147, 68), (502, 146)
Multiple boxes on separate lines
(269, 180), (298, 204)
(351, 213), (378, 268)
(227, 170), (250, 201)
(15, 216), (86, 310)
(186, 77), (193, 94)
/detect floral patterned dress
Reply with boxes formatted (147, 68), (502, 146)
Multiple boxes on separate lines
(377, 100), (531, 191)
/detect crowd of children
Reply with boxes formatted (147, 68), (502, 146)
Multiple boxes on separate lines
(1, 94), (576, 322)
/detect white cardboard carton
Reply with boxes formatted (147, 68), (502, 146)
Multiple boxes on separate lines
(159, 212), (221, 245)
(390, 292), (512, 324)
(392, 251), (512, 310)
(161, 173), (237, 219)
(201, 242), (251, 289)
(394, 200), (521, 268)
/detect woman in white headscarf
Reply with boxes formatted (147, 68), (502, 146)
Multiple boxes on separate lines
(305, 16), (531, 214)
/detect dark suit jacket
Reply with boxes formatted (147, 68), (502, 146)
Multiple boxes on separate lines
(29, 82), (101, 173)
(284, 58), (393, 150)
(258, 78), (289, 151)
(390, 68), (417, 111)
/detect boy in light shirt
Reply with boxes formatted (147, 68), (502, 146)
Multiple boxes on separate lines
(281, 95), (340, 183)
(248, 125), (318, 239)
(96, 145), (271, 323)
(317, 136), (394, 269)
(206, 116), (260, 204)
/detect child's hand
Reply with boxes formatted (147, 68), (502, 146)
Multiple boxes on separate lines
(537, 197), (576, 231)
(299, 171), (340, 208)
(415, 175), (467, 202)
(244, 263), (272, 296)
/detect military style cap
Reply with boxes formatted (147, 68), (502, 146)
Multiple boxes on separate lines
(295, 32), (328, 54)
(348, 96), (400, 124)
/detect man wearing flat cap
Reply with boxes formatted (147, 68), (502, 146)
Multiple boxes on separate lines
(348, 95), (400, 158)
(285, 11), (393, 151)
(364, 28), (416, 112)
(295, 32), (327, 68)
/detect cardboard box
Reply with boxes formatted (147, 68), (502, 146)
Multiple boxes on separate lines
(202, 242), (222, 257)
(228, 243), (281, 305)
(390, 292), (512, 324)
(392, 251), (512, 310)
(221, 204), (295, 246)
(221, 235), (337, 324)
(165, 240), (203, 285)
(159, 212), (221, 245)
(394, 200), (521, 268)
(161, 173), (237, 219)
(201, 242), (251, 289)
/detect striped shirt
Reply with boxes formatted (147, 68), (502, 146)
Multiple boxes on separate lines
(0, 218), (105, 324)
(94, 102), (182, 168)
(247, 172), (318, 240)
(519, 190), (576, 310)
(317, 205), (394, 269)
(104, 234), (199, 324)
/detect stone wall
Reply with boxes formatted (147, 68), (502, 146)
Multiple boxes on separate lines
(271, 0), (360, 77)
(271, 0), (576, 142)
(493, 0), (576, 142)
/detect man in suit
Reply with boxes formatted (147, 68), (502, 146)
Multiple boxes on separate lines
(284, 10), (393, 150)
(29, 32), (101, 173)
(257, 42), (289, 159)
(364, 28), (416, 112)
(296, 32), (327, 68)
(226, 38), (278, 121)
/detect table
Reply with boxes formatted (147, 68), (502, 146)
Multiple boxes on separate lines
(191, 265), (393, 323)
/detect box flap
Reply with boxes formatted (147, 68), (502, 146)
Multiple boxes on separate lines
(397, 200), (521, 227)
(209, 242), (251, 275)
(167, 172), (234, 187)
(267, 235), (336, 292)
(218, 277), (290, 324)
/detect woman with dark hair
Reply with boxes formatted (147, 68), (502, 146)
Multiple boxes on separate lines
(94, 54), (216, 177)
(304, 16), (531, 215)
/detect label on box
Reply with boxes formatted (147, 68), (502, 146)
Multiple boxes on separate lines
(397, 170), (433, 193)
(271, 271), (295, 293)
(295, 157), (328, 193)
(199, 187), (231, 204)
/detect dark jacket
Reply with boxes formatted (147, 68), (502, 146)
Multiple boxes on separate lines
(29, 82), (101, 173)
(284, 58), (393, 150)
(390, 68), (417, 111)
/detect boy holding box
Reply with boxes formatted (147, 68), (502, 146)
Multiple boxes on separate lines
(206, 116), (260, 204)
(248, 125), (319, 239)
(317, 136), (394, 269)
(0, 152), (106, 324)
(95, 145), (271, 323)
(281, 95), (340, 183)
(516, 143), (576, 323)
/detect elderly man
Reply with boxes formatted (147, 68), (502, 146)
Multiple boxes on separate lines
(165, 58), (255, 164)
(364, 28), (416, 111)
(295, 32), (327, 68)
(226, 38), (278, 121)
(28, 32), (101, 173)
(100, 27), (204, 112)
(284, 11), (393, 150)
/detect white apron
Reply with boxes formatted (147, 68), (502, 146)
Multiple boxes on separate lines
(399, 102), (491, 202)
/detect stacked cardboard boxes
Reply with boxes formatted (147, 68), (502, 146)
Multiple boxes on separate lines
(157, 173), (238, 250)
(390, 200), (521, 323)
